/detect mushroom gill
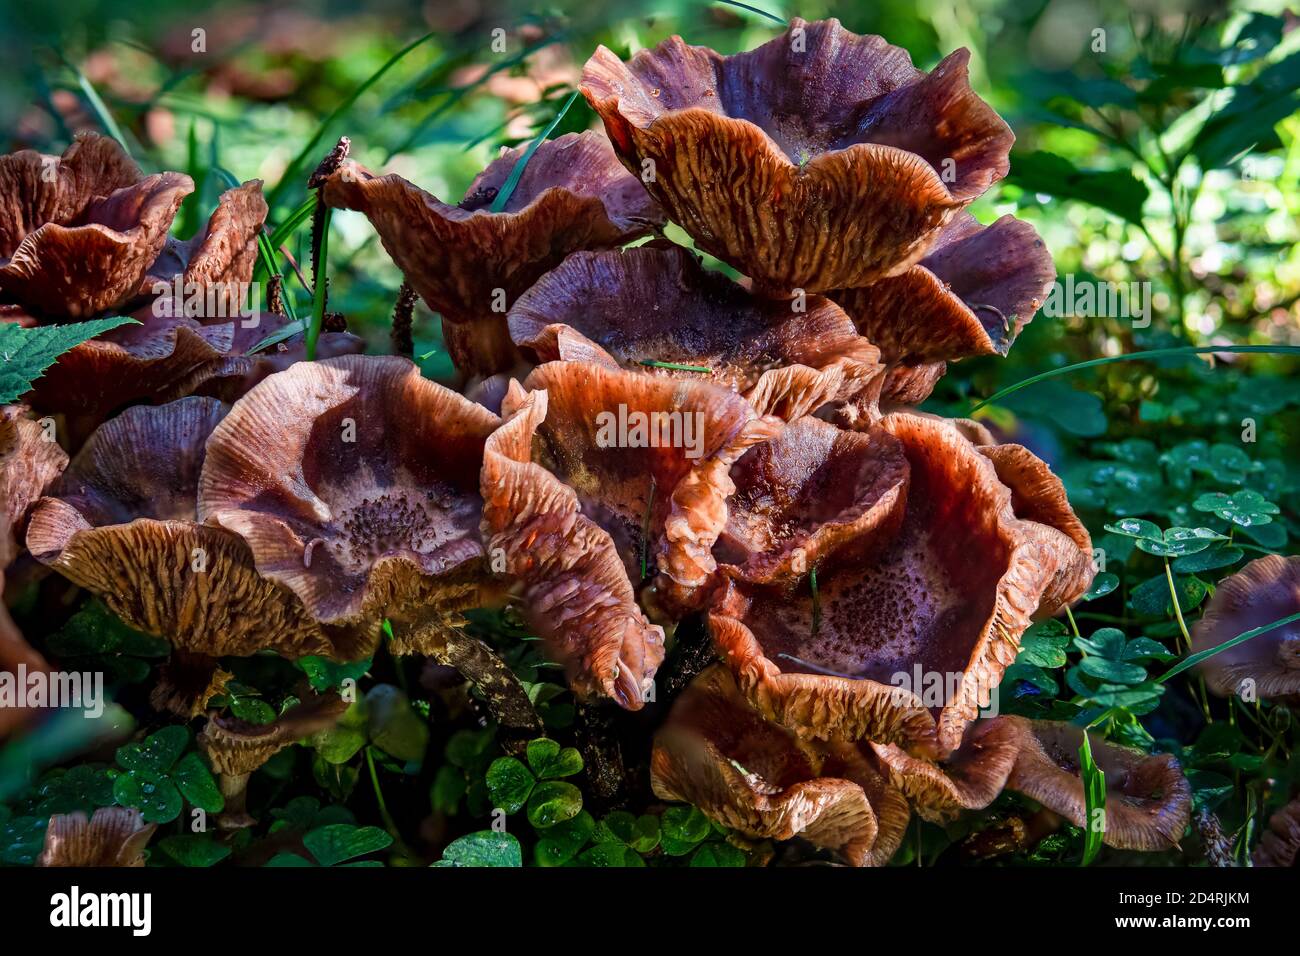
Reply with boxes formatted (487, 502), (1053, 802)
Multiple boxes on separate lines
(481, 382), (665, 710)
(830, 212), (1056, 403)
(0, 133), (192, 318)
(321, 131), (664, 376)
(582, 18), (1012, 293)
(507, 244), (882, 421)
(36, 807), (156, 867)
(1191, 554), (1300, 701)
(1253, 797), (1300, 867)
(650, 664), (909, 866)
(1005, 718), (1191, 852)
(26, 397), (364, 715)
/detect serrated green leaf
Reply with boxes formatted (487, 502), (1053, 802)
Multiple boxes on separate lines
(0, 318), (139, 403)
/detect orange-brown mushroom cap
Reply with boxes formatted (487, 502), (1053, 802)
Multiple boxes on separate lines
(37, 807), (156, 867)
(1, 404), (68, 563)
(1253, 797), (1300, 867)
(507, 245), (882, 420)
(1005, 718), (1191, 852)
(0, 135), (193, 318)
(711, 411), (1092, 753)
(716, 416), (908, 586)
(650, 664), (908, 865)
(581, 18), (1013, 293)
(516, 359), (781, 607)
(26, 397), (361, 666)
(1191, 555), (1300, 701)
(867, 715), (1026, 822)
(831, 213), (1055, 403)
(481, 382), (665, 709)
(200, 355), (502, 635)
(320, 131), (664, 375)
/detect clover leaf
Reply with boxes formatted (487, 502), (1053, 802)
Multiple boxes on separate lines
(1193, 489), (1279, 527)
(433, 830), (522, 867)
(112, 726), (222, 824)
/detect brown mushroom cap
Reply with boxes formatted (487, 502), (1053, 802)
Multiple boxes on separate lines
(831, 213), (1055, 402)
(868, 715), (1026, 822)
(0, 134), (193, 318)
(1253, 797), (1300, 867)
(651, 664), (907, 865)
(1192, 555), (1300, 700)
(17, 179), (332, 421)
(200, 355), (502, 635)
(143, 179), (267, 317)
(481, 382), (665, 709)
(581, 18), (1013, 293)
(37, 807), (156, 867)
(321, 131), (664, 375)
(717, 417), (908, 586)
(711, 411), (1090, 753)
(200, 690), (348, 776)
(1005, 718), (1191, 851)
(518, 359), (780, 606)
(507, 245), (882, 420)
(26, 397), (361, 665)
(1, 405), (68, 563)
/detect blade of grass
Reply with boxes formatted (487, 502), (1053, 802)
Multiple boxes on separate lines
(1159, 611), (1300, 683)
(267, 30), (438, 211)
(61, 55), (131, 153)
(639, 359), (714, 373)
(489, 89), (580, 213)
(969, 345), (1300, 413)
(1078, 730), (1107, 866)
(714, 0), (788, 24)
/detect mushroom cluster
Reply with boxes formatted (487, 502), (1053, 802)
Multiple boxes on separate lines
(0, 19), (1195, 865)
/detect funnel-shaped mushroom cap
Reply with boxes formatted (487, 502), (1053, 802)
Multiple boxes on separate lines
(651, 665), (908, 865)
(24, 308), (337, 420)
(1192, 555), (1300, 700)
(508, 245), (882, 420)
(18, 179), (322, 420)
(581, 18), (1013, 293)
(516, 359), (780, 605)
(481, 383), (664, 709)
(711, 411), (1090, 753)
(199, 690), (348, 776)
(143, 179), (267, 317)
(0, 134), (193, 317)
(716, 417), (908, 585)
(1006, 719), (1191, 851)
(978, 441), (1094, 615)
(26, 397), (359, 662)
(831, 213), (1055, 402)
(321, 132), (664, 374)
(867, 715), (1026, 822)
(200, 355), (501, 633)
(1254, 798), (1300, 867)
(1, 405), (68, 563)
(37, 807), (155, 867)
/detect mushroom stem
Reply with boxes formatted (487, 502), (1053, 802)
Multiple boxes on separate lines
(216, 772), (256, 830)
(402, 620), (542, 736)
(151, 650), (232, 717)
(574, 702), (626, 806)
